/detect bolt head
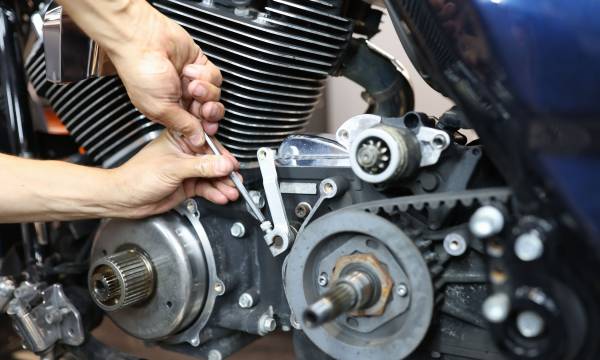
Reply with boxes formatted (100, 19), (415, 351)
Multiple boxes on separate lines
(482, 292), (510, 323)
(249, 190), (265, 209)
(238, 293), (254, 309)
(317, 273), (328, 287)
(443, 233), (468, 256)
(295, 202), (311, 219)
(230, 222), (246, 238)
(516, 310), (545, 338)
(207, 349), (222, 360)
(469, 205), (504, 238)
(514, 231), (544, 262)
(263, 317), (276, 332)
(186, 200), (196, 213)
(396, 283), (408, 297)
(213, 281), (225, 295)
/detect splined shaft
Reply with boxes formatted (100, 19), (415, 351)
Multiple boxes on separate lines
(303, 270), (376, 327)
(89, 249), (155, 311)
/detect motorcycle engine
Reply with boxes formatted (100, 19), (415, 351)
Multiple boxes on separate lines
(19, 1), (578, 359)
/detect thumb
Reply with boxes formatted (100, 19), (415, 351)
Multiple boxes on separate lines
(161, 104), (206, 149)
(173, 154), (234, 180)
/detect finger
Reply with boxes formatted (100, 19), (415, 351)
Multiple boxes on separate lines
(201, 102), (225, 122)
(212, 139), (240, 169)
(182, 63), (223, 86)
(203, 122), (219, 136)
(195, 181), (229, 204)
(188, 80), (221, 103)
(193, 50), (209, 66)
(181, 75), (193, 105)
(159, 104), (205, 149)
(150, 187), (188, 215)
(181, 154), (235, 180)
(213, 179), (239, 201)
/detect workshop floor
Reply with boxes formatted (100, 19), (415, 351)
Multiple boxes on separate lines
(12, 317), (295, 360)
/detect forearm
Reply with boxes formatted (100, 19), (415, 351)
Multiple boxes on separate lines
(0, 154), (115, 223)
(55, 0), (160, 61)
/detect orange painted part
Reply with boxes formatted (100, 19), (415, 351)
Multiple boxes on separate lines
(44, 108), (69, 135)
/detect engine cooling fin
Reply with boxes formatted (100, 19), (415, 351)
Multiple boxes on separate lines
(152, 0), (353, 160)
(26, 0), (353, 167)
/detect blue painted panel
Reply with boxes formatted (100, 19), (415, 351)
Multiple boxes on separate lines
(474, 0), (600, 115)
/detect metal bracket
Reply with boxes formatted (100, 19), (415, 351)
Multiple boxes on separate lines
(257, 147), (294, 256)
(6, 283), (84, 353)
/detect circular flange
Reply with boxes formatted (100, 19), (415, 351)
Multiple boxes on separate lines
(90, 211), (208, 340)
(284, 210), (434, 360)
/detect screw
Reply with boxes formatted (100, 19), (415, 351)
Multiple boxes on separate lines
(294, 202), (312, 219)
(207, 349), (222, 360)
(482, 292), (510, 323)
(396, 283), (408, 297)
(516, 310), (545, 338)
(230, 222), (246, 238)
(514, 230), (544, 261)
(469, 205), (504, 238)
(318, 273), (328, 287)
(238, 293), (254, 309)
(443, 233), (468, 256)
(214, 281), (225, 295)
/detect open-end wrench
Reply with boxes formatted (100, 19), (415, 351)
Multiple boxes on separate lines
(204, 135), (273, 232)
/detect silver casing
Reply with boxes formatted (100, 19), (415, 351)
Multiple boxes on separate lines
(42, 5), (115, 84)
(89, 208), (210, 341)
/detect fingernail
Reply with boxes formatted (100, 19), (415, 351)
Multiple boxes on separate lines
(183, 65), (202, 78)
(193, 84), (206, 97)
(189, 132), (204, 146)
(211, 105), (220, 118)
(217, 158), (232, 174)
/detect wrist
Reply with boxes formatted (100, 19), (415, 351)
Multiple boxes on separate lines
(102, 0), (161, 62)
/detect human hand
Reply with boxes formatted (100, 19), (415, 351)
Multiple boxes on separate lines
(105, 131), (239, 219)
(104, 1), (224, 150)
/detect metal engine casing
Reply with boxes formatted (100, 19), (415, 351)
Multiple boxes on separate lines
(89, 210), (213, 341)
(26, 0), (353, 166)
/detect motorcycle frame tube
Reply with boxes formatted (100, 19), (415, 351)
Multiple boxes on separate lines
(0, 3), (39, 265)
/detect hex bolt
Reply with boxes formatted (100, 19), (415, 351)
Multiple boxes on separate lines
(443, 233), (468, 256)
(482, 292), (510, 323)
(248, 190), (266, 209)
(207, 349), (222, 360)
(469, 205), (504, 238)
(230, 222), (246, 238)
(238, 293), (254, 309)
(258, 315), (277, 335)
(213, 281), (225, 296)
(318, 272), (329, 287)
(396, 283), (408, 297)
(516, 310), (545, 338)
(294, 202), (312, 219)
(514, 230), (544, 262)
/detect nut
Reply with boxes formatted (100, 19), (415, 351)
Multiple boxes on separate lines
(330, 253), (394, 316)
